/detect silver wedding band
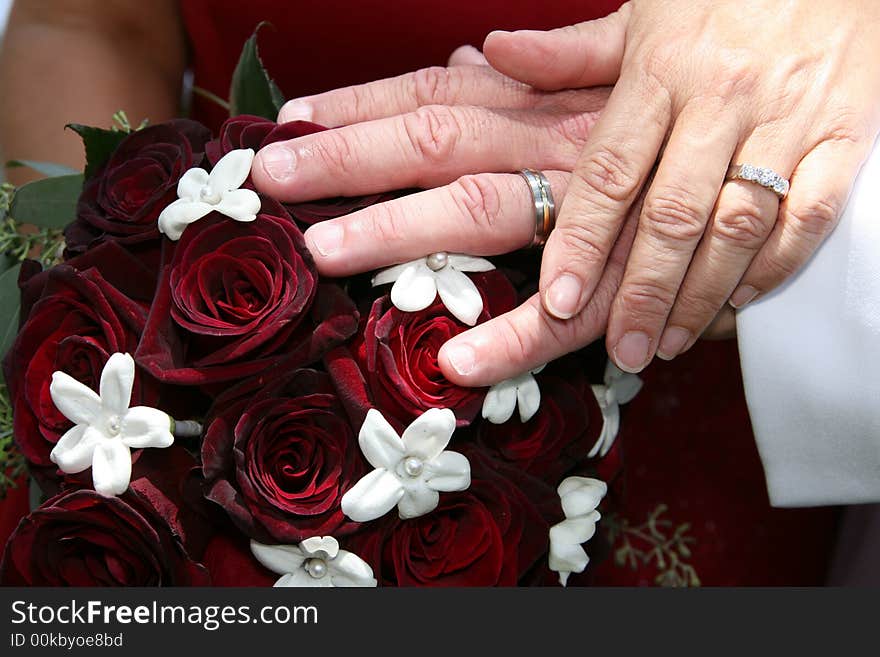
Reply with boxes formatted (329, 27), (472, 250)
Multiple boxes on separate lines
(725, 164), (790, 200)
(518, 169), (556, 247)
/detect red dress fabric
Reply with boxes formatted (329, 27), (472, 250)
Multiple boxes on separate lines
(0, 0), (839, 585)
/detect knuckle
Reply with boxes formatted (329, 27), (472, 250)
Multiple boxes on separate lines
(575, 145), (642, 204)
(362, 203), (409, 247)
(641, 190), (707, 245)
(311, 130), (361, 177)
(555, 222), (606, 266)
(712, 204), (773, 249)
(755, 250), (799, 283)
(785, 195), (840, 238)
(448, 174), (503, 230)
(615, 279), (677, 323)
(401, 104), (462, 163)
(668, 291), (723, 329)
(412, 66), (459, 106)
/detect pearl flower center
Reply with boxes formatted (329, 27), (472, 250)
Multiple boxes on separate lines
(199, 186), (222, 204)
(403, 456), (424, 478)
(305, 558), (328, 579)
(425, 252), (449, 271)
(106, 415), (121, 436)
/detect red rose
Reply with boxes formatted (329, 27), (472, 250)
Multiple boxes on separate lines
(328, 270), (516, 430)
(349, 447), (554, 586)
(476, 358), (604, 483)
(206, 114), (395, 227)
(65, 119), (211, 253)
(0, 485), (210, 586)
(2, 242), (160, 487)
(201, 368), (364, 543)
(136, 204), (357, 385)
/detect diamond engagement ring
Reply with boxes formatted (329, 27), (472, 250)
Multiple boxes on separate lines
(725, 164), (790, 199)
(518, 169), (556, 247)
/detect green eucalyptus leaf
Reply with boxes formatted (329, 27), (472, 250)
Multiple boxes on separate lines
(230, 23), (286, 119)
(9, 174), (83, 229)
(0, 263), (22, 376)
(5, 160), (79, 178)
(66, 124), (127, 179)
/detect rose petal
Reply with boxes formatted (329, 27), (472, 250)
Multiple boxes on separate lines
(435, 266), (483, 326)
(49, 372), (102, 426)
(401, 407), (456, 460)
(481, 379), (517, 424)
(447, 254), (495, 273)
(120, 406), (173, 449)
(397, 485), (440, 519)
(390, 262), (437, 312)
(371, 262), (410, 287)
(157, 199), (214, 241)
(214, 188), (261, 223)
(341, 468), (405, 522)
(330, 550), (378, 587)
(49, 425), (99, 473)
(516, 374), (541, 423)
(358, 409), (405, 469)
(299, 536), (340, 560)
(424, 450), (470, 492)
(98, 352), (136, 417)
(177, 167), (210, 201)
(209, 148), (254, 192)
(91, 439), (132, 497)
(251, 540), (307, 575)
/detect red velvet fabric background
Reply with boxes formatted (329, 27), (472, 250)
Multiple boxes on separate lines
(0, 0), (839, 585)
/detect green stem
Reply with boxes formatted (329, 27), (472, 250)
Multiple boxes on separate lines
(193, 86), (232, 112)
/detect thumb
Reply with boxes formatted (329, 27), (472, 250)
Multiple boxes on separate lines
(482, 4), (630, 90)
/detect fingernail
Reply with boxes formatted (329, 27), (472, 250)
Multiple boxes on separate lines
(612, 331), (651, 373)
(444, 342), (476, 376)
(279, 99), (313, 123)
(307, 222), (343, 257)
(656, 327), (691, 361)
(258, 144), (296, 182)
(545, 274), (582, 319)
(729, 285), (758, 309)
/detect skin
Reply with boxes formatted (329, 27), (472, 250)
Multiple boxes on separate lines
(253, 0), (880, 385)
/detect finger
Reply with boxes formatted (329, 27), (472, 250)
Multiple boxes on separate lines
(438, 198), (641, 386)
(279, 64), (551, 127)
(304, 171), (570, 276)
(537, 70), (672, 322)
(482, 4), (629, 90)
(728, 137), (871, 310)
(253, 106), (596, 202)
(701, 306), (736, 341)
(605, 109), (739, 372)
(447, 45), (488, 67)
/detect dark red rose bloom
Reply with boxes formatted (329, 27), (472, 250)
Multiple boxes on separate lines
(2, 242), (160, 487)
(136, 202), (357, 385)
(349, 447), (554, 586)
(327, 270), (516, 431)
(206, 114), (395, 227)
(65, 119), (211, 253)
(200, 532), (275, 587)
(476, 358), (604, 483)
(202, 368), (364, 543)
(0, 484), (210, 586)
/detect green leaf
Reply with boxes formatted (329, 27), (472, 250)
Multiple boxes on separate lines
(0, 263), (22, 381)
(65, 124), (127, 179)
(229, 23), (286, 120)
(6, 160), (79, 178)
(9, 174), (83, 229)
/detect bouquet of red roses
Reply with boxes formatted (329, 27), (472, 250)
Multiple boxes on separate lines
(0, 30), (639, 587)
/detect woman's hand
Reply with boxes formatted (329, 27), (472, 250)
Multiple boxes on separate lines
(482, 0), (880, 371)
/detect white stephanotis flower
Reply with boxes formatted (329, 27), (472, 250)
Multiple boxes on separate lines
(341, 408), (470, 522)
(48, 352), (174, 497)
(588, 361), (643, 458)
(371, 252), (495, 326)
(157, 148), (261, 240)
(481, 364), (546, 424)
(548, 476), (607, 587)
(251, 537), (377, 588)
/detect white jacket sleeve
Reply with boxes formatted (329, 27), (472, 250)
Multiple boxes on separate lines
(737, 138), (880, 507)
